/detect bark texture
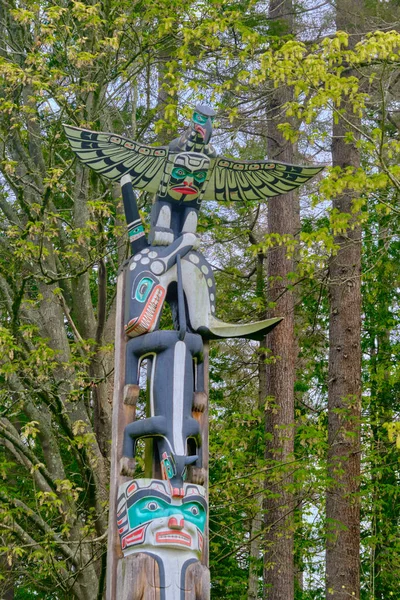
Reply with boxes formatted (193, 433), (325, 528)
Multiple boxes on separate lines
(326, 2), (363, 597)
(263, 0), (296, 597)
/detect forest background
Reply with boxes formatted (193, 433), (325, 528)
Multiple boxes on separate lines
(0, 0), (399, 598)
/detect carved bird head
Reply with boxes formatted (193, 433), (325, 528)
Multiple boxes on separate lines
(191, 104), (216, 145)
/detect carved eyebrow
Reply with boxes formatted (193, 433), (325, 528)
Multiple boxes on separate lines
(126, 489), (172, 508)
(182, 495), (207, 510)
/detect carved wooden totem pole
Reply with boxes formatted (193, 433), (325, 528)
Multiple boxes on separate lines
(64, 106), (322, 599)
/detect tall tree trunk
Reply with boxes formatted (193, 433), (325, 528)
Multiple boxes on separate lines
(263, 0), (296, 597)
(325, 3), (363, 597)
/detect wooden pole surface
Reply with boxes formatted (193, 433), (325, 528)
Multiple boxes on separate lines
(106, 267), (210, 599)
(190, 342), (209, 568)
(106, 267), (128, 599)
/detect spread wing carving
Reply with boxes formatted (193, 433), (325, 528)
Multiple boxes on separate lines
(63, 125), (168, 193)
(203, 157), (324, 202)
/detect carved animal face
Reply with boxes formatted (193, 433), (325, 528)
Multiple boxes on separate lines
(191, 105), (215, 145)
(125, 268), (166, 337)
(166, 153), (210, 202)
(125, 247), (168, 337)
(117, 479), (207, 557)
(160, 451), (199, 498)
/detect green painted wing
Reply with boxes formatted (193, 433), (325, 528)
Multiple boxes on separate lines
(63, 125), (167, 192)
(202, 157), (324, 202)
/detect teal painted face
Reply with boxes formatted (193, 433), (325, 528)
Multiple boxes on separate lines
(117, 479), (207, 556)
(171, 166), (207, 185)
(128, 495), (206, 533)
(193, 112), (214, 125)
(167, 152), (210, 203)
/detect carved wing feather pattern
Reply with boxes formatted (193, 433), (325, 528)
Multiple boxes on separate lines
(63, 125), (167, 192)
(203, 157), (324, 202)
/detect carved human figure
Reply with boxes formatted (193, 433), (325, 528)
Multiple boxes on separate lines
(63, 106), (323, 248)
(149, 151), (210, 246)
(122, 179), (282, 341)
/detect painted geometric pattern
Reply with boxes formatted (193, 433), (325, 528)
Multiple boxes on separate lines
(203, 158), (324, 202)
(63, 125), (167, 192)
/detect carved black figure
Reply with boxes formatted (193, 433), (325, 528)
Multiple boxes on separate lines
(123, 330), (204, 498)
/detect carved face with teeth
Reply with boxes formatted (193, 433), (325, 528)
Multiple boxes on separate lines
(124, 269), (166, 337)
(117, 479), (207, 557)
(166, 152), (210, 203)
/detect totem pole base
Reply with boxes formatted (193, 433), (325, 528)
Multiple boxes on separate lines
(116, 553), (210, 600)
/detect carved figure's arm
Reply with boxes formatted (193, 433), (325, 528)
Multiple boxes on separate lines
(121, 175), (148, 254)
(146, 232), (198, 276)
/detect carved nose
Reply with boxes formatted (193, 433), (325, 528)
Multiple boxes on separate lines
(184, 176), (193, 186)
(168, 516), (185, 530)
(172, 486), (185, 498)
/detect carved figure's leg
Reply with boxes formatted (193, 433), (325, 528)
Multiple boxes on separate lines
(116, 553), (161, 600)
(125, 338), (141, 386)
(184, 561), (210, 600)
(149, 201), (174, 246)
(185, 417), (201, 440)
(181, 207), (200, 249)
(188, 334), (207, 411)
(193, 341), (206, 410)
(123, 416), (167, 458)
(195, 358), (205, 393)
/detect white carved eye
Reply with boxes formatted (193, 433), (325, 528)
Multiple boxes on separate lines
(190, 506), (199, 516)
(146, 501), (159, 511)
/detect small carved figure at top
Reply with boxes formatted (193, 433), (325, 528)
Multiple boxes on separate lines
(168, 104), (217, 157)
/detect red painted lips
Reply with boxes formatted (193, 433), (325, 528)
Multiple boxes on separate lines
(171, 186), (198, 195)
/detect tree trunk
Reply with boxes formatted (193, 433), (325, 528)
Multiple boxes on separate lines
(325, 3), (363, 597)
(263, 1), (296, 597)
(0, 549), (14, 599)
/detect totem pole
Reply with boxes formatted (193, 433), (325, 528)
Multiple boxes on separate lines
(64, 106), (322, 599)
